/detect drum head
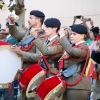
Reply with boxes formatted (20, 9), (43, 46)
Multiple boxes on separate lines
(0, 41), (22, 84)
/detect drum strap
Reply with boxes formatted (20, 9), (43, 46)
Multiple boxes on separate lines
(21, 40), (34, 51)
(8, 83), (13, 99)
(38, 39), (64, 75)
(20, 34), (43, 51)
(58, 43), (90, 86)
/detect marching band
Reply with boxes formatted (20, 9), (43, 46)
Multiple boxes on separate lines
(0, 9), (100, 100)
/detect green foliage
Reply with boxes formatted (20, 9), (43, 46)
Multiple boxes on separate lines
(8, 5), (14, 12)
(0, 4), (3, 9)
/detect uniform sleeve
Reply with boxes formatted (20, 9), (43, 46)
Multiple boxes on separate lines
(22, 47), (41, 62)
(34, 36), (63, 56)
(9, 25), (26, 41)
(21, 35), (45, 62)
(59, 36), (88, 58)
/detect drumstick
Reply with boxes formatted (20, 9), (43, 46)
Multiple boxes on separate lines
(28, 86), (37, 93)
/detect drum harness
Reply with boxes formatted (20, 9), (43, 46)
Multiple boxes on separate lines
(38, 40), (90, 87)
(17, 36), (90, 88)
(20, 29), (44, 51)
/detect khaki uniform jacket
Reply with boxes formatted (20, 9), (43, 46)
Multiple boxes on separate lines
(59, 36), (91, 91)
(34, 35), (63, 76)
(93, 80), (100, 99)
(9, 25), (45, 69)
(92, 64), (100, 99)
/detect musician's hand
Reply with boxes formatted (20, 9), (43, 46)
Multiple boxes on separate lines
(8, 14), (15, 24)
(30, 28), (39, 37)
(59, 28), (67, 38)
(10, 45), (23, 56)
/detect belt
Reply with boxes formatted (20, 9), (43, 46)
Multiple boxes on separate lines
(0, 84), (9, 89)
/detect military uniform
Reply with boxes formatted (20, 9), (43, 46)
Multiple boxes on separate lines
(59, 36), (91, 100)
(32, 18), (64, 99)
(58, 24), (91, 100)
(33, 18), (63, 77)
(8, 26), (43, 69)
(8, 10), (45, 100)
(8, 26), (43, 100)
(34, 35), (63, 76)
(91, 50), (100, 99)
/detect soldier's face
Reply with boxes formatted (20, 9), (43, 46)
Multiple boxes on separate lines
(27, 15), (38, 27)
(70, 32), (84, 44)
(44, 26), (54, 37)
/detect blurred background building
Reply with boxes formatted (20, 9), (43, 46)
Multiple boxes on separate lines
(0, 0), (100, 29)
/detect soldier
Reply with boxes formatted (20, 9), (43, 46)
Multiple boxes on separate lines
(30, 18), (63, 77)
(8, 10), (45, 100)
(30, 18), (64, 100)
(58, 24), (91, 100)
(90, 50), (100, 100)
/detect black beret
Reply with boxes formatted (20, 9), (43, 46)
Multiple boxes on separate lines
(44, 18), (61, 27)
(90, 27), (99, 34)
(30, 10), (45, 18)
(91, 50), (100, 64)
(71, 24), (87, 34)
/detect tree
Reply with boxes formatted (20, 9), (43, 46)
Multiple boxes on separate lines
(0, 0), (26, 30)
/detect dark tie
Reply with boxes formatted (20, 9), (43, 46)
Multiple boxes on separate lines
(72, 44), (75, 47)
(46, 40), (50, 45)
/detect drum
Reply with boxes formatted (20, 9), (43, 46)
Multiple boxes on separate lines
(18, 64), (46, 98)
(36, 75), (66, 100)
(0, 41), (22, 84)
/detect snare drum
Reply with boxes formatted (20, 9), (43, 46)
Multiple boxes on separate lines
(36, 75), (66, 100)
(18, 64), (46, 98)
(0, 41), (22, 84)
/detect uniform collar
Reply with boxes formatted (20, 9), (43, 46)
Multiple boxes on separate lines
(75, 40), (85, 45)
(48, 35), (57, 41)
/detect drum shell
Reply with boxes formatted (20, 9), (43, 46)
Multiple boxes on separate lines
(18, 64), (46, 91)
(0, 41), (22, 84)
(36, 75), (66, 100)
